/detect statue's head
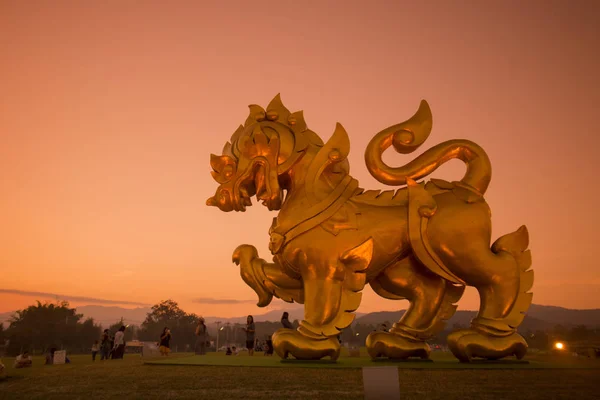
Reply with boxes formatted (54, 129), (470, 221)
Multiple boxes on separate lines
(206, 94), (322, 212)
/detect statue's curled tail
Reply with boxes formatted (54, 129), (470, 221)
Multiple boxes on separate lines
(364, 100), (492, 194)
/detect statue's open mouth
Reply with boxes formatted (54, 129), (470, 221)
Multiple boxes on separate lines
(207, 157), (281, 212)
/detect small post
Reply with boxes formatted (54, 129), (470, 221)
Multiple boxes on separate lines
(362, 366), (400, 399)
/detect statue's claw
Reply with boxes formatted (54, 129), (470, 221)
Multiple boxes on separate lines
(366, 331), (431, 360)
(447, 329), (528, 362)
(233, 245), (273, 307)
(272, 329), (340, 361)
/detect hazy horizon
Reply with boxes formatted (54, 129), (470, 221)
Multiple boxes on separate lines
(1, 1), (599, 317)
(1, 299), (597, 320)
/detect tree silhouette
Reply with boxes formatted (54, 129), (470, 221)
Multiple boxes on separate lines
(4, 301), (101, 356)
(107, 319), (136, 342)
(138, 299), (199, 351)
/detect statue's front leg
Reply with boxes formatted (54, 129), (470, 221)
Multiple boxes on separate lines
(272, 238), (373, 361)
(232, 244), (303, 307)
(271, 251), (344, 361)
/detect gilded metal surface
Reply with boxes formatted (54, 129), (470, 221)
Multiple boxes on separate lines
(207, 95), (533, 362)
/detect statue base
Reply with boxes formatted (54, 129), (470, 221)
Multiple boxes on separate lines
(280, 359), (338, 364)
(372, 358), (434, 363)
(461, 359), (530, 364)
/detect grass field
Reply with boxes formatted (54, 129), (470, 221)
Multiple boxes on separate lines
(1, 351), (599, 399)
(144, 349), (599, 369)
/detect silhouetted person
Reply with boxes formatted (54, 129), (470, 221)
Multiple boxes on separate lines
(91, 340), (99, 361)
(159, 327), (172, 356)
(195, 317), (207, 355)
(100, 329), (111, 360)
(45, 348), (57, 365)
(264, 336), (274, 356)
(112, 326), (126, 359)
(243, 315), (255, 356)
(281, 312), (293, 329)
(108, 333), (115, 359)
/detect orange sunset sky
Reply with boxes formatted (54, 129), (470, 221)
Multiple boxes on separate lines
(1, 1), (599, 318)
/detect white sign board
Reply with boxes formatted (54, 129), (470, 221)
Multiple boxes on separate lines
(362, 366), (400, 400)
(142, 342), (161, 358)
(53, 350), (66, 365)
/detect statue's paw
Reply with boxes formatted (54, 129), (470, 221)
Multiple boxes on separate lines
(232, 245), (273, 307)
(366, 331), (431, 360)
(447, 329), (528, 362)
(272, 329), (340, 361)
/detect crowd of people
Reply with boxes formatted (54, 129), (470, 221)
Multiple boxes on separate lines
(97, 325), (127, 361)
(153, 312), (291, 357)
(0, 311), (298, 371)
(0, 346), (72, 372)
(215, 312), (289, 357)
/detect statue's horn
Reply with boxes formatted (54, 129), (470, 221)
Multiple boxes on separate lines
(210, 153), (236, 175)
(210, 153), (222, 172)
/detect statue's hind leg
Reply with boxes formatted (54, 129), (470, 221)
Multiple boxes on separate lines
(445, 226), (533, 362)
(367, 255), (465, 359)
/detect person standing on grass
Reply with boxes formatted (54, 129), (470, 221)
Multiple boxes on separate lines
(113, 326), (126, 359)
(45, 348), (56, 365)
(159, 327), (172, 356)
(194, 317), (207, 355)
(242, 315), (255, 356)
(281, 312), (293, 329)
(108, 332), (115, 359)
(91, 340), (99, 361)
(100, 329), (111, 360)
(264, 336), (273, 356)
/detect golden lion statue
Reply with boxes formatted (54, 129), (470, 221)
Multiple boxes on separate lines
(207, 95), (533, 362)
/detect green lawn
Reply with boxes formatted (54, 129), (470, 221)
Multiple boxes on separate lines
(144, 349), (600, 369)
(1, 351), (599, 399)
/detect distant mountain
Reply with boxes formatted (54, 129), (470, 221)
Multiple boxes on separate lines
(2, 303), (597, 331)
(354, 304), (600, 330)
(0, 311), (13, 327)
(0, 303), (335, 329)
(76, 305), (151, 327)
(526, 304), (600, 327)
(203, 305), (306, 325)
(74, 305), (311, 327)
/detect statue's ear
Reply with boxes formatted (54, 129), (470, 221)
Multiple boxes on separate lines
(289, 110), (307, 134)
(305, 123), (351, 200)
